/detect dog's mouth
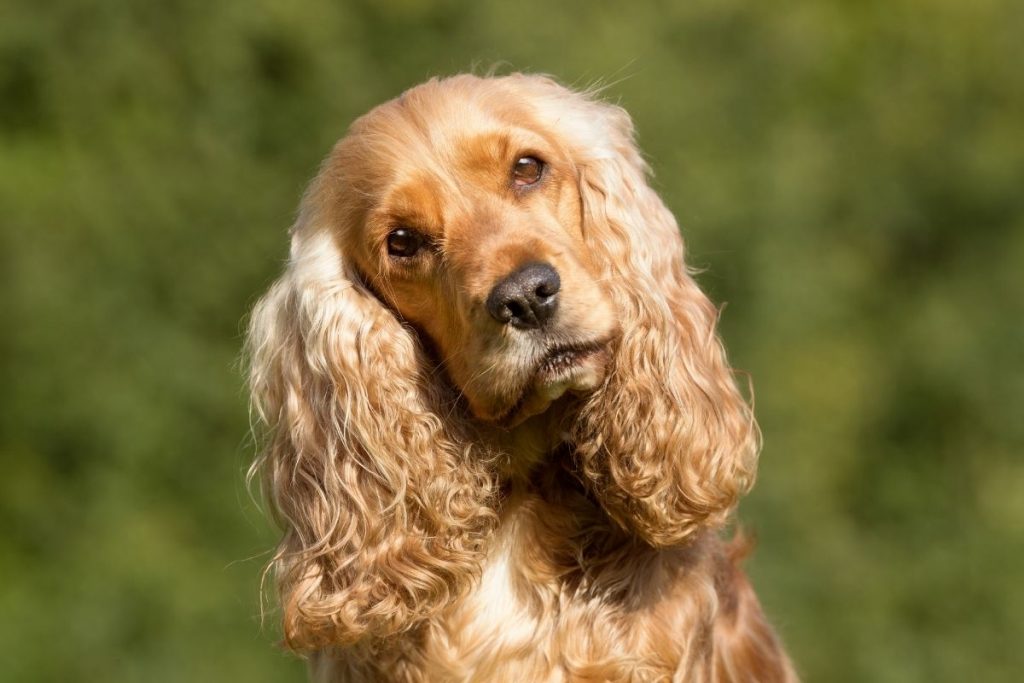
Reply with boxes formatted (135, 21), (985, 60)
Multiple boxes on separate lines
(496, 340), (610, 427)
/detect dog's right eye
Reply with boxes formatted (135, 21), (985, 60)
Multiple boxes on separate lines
(386, 228), (425, 258)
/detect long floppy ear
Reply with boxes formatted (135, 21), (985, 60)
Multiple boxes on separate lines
(246, 179), (497, 650)
(555, 86), (760, 547)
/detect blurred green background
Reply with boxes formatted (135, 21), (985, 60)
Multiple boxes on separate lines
(2, 1), (1022, 681)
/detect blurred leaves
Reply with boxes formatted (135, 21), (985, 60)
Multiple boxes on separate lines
(1, 1), (1021, 681)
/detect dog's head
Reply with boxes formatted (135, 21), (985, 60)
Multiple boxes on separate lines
(247, 74), (758, 650)
(324, 78), (617, 423)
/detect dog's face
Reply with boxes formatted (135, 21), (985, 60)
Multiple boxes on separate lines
(325, 85), (616, 423)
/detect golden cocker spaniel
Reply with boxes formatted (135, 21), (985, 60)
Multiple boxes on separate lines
(247, 73), (797, 682)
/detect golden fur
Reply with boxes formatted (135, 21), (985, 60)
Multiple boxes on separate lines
(246, 73), (797, 682)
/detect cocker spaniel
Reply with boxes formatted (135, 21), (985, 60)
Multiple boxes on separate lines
(247, 73), (797, 682)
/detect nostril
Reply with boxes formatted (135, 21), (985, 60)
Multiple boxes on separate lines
(505, 299), (528, 320)
(535, 282), (557, 299)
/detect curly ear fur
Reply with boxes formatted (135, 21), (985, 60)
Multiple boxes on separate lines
(513, 75), (760, 546)
(576, 96), (759, 546)
(246, 181), (498, 650)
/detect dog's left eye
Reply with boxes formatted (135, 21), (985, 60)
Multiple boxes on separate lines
(386, 228), (425, 258)
(512, 156), (544, 186)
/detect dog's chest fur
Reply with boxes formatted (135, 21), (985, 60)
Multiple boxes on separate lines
(313, 477), (724, 682)
(430, 496), (719, 682)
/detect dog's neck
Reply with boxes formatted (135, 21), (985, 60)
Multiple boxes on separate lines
(482, 396), (577, 483)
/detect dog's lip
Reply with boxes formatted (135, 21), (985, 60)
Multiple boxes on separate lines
(536, 341), (605, 379)
(495, 339), (610, 426)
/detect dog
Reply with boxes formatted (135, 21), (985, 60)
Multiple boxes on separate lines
(246, 73), (797, 682)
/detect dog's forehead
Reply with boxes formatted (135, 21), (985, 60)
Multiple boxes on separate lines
(356, 82), (550, 166)
(347, 94), (556, 216)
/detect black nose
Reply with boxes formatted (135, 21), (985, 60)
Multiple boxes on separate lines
(486, 262), (561, 329)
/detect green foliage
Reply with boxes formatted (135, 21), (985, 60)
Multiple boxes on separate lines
(2, 1), (1021, 680)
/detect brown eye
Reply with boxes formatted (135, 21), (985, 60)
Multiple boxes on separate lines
(386, 228), (425, 258)
(512, 156), (544, 186)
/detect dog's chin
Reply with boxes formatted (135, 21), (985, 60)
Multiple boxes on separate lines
(478, 343), (609, 428)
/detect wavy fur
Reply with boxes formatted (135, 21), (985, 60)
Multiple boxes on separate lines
(551, 82), (760, 545)
(246, 73), (794, 681)
(247, 186), (498, 649)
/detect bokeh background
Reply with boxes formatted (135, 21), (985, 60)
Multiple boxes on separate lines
(2, 1), (1022, 681)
